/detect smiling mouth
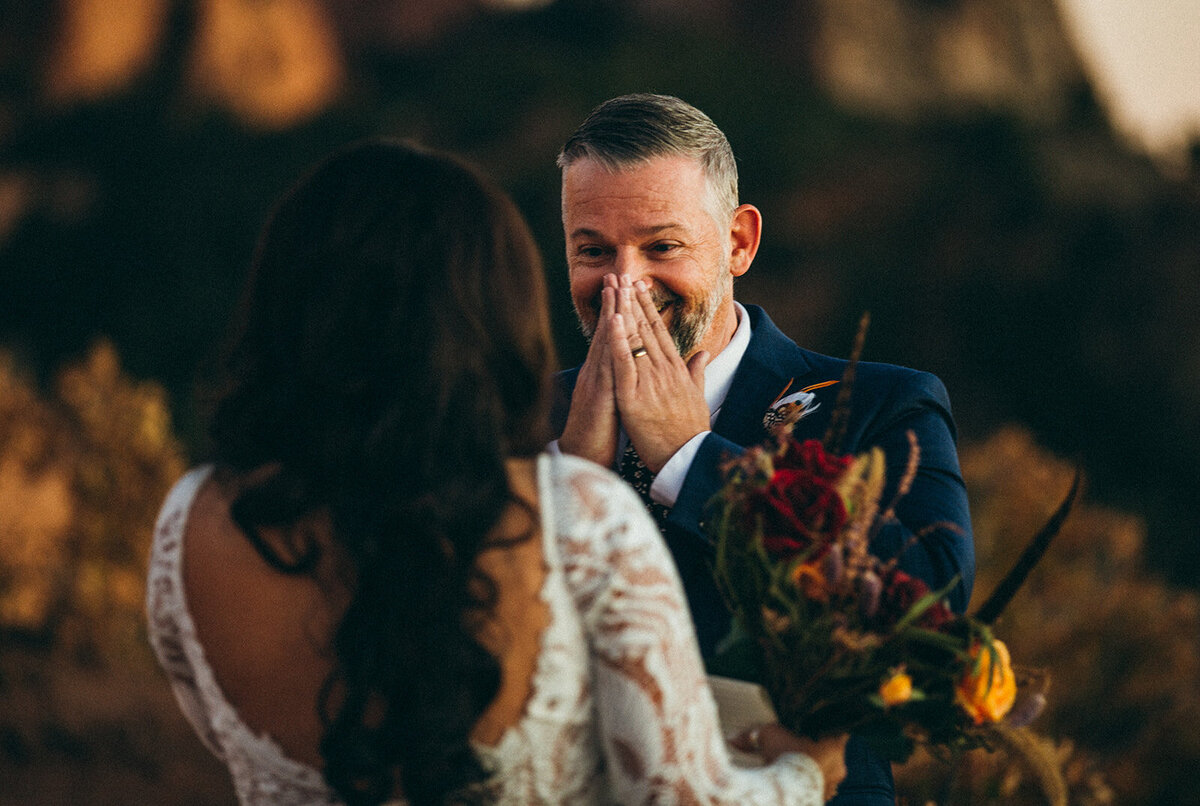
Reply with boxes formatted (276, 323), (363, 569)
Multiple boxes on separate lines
(651, 291), (679, 318)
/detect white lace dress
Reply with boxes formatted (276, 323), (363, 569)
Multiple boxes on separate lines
(147, 453), (824, 805)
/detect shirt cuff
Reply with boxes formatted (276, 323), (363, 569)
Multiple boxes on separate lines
(649, 430), (710, 507)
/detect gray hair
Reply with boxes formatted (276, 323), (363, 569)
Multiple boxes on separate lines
(557, 94), (739, 220)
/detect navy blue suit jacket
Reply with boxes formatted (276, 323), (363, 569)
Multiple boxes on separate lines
(552, 305), (975, 804)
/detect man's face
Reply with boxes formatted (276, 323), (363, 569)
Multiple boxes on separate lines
(562, 155), (737, 360)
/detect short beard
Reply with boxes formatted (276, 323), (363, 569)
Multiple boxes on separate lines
(667, 271), (728, 358)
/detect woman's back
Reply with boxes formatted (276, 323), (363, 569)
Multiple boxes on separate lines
(179, 467), (339, 769)
(187, 140), (565, 803)
(148, 454), (827, 804)
(176, 460), (550, 769)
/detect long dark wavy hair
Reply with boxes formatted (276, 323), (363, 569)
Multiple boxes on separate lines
(207, 139), (555, 805)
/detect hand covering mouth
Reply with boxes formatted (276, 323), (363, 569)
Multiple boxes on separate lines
(588, 288), (680, 320)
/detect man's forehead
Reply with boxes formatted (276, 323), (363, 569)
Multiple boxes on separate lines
(561, 155), (712, 221)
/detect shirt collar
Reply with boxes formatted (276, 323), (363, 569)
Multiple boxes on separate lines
(703, 301), (751, 419)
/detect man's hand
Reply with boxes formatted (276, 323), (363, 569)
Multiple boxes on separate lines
(608, 277), (711, 473)
(558, 274), (621, 468)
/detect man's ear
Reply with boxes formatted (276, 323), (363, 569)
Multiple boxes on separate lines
(729, 204), (762, 278)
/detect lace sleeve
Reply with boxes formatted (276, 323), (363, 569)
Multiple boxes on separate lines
(556, 460), (825, 805)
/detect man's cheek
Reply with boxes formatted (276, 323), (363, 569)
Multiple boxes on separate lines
(569, 278), (600, 310)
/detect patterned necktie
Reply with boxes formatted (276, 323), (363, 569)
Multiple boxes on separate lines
(618, 442), (671, 528)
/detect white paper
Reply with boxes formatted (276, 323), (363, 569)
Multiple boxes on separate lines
(707, 674), (778, 768)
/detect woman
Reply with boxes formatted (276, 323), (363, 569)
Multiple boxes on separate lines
(146, 139), (846, 805)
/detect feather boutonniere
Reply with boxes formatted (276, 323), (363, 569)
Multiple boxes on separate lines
(762, 379), (838, 430)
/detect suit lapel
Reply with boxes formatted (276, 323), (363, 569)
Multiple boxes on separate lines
(713, 306), (840, 447)
(713, 354), (791, 446)
(713, 306), (808, 445)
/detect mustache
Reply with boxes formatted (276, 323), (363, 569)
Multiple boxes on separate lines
(588, 286), (680, 316)
(577, 285), (683, 343)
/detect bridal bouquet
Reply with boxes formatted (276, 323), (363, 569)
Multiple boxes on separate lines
(707, 423), (1071, 762)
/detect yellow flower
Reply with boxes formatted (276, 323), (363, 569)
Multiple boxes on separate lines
(790, 560), (830, 603)
(761, 606), (791, 634)
(878, 669), (914, 707)
(956, 639), (1017, 724)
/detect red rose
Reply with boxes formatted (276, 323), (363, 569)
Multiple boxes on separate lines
(921, 600), (954, 630)
(776, 439), (854, 478)
(879, 569), (954, 630)
(732, 439), (854, 559)
(756, 474), (849, 560)
(742, 440), (853, 560)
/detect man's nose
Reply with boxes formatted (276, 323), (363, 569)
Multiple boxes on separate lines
(614, 249), (649, 283)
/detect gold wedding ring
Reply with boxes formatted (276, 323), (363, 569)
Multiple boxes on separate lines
(631, 346), (649, 358)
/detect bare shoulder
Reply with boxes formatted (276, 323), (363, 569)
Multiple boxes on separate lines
(182, 468), (334, 648)
(180, 469), (336, 767)
(182, 470), (303, 607)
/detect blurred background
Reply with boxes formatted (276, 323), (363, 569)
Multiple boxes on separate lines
(1, 0), (1197, 803)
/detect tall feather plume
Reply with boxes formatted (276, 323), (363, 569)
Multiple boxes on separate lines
(973, 469), (1081, 625)
(823, 312), (870, 455)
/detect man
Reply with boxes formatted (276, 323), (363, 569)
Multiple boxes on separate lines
(551, 93), (975, 804)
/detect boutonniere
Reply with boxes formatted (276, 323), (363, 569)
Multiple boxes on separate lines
(762, 379), (839, 430)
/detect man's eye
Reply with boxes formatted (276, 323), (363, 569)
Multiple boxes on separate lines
(577, 246), (605, 259)
(649, 243), (679, 254)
